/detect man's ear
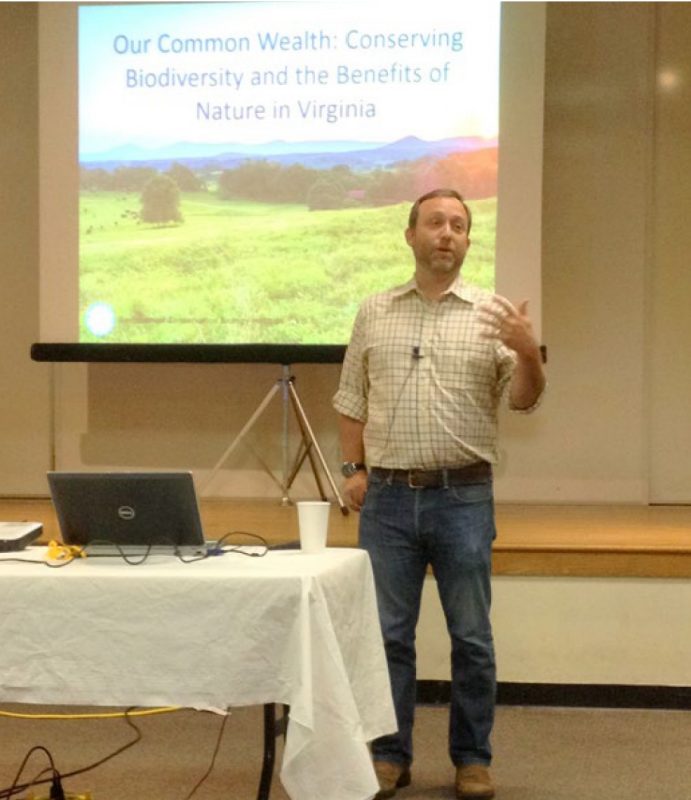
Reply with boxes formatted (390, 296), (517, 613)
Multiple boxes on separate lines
(404, 227), (414, 247)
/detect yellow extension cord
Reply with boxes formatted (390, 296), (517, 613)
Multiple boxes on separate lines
(0, 707), (180, 720)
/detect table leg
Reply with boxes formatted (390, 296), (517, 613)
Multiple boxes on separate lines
(256, 703), (289, 800)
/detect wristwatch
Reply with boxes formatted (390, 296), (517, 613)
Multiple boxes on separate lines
(341, 461), (367, 478)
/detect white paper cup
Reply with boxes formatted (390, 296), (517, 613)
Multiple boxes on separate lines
(296, 501), (330, 554)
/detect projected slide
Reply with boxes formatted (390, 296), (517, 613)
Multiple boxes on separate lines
(78, 1), (500, 345)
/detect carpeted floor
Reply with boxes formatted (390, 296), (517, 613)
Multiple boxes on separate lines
(0, 703), (689, 799)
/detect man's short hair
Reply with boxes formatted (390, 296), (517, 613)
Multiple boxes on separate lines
(407, 189), (472, 234)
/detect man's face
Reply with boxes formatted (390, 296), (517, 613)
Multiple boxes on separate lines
(405, 196), (471, 277)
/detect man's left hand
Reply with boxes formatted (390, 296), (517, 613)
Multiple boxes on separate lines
(477, 296), (540, 358)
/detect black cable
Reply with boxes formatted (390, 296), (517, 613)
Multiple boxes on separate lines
(175, 550), (211, 563)
(3, 745), (56, 800)
(80, 540), (155, 565)
(212, 530), (269, 558)
(181, 710), (231, 800)
(380, 354), (418, 463)
(2, 528), (270, 569)
(1, 530), (270, 572)
(71, 536), (256, 564)
(49, 539), (209, 566)
(0, 708), (143, 799)
(57, 706), (143, 781)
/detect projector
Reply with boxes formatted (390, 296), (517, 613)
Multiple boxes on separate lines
(0, 521), (43, 552)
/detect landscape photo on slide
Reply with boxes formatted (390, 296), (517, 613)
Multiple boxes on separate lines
(78, 1), (500, 345)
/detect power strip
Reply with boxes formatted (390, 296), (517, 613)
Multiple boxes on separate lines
(0, 521), (43, 551)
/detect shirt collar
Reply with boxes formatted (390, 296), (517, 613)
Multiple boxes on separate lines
(391, 274), (476, 304)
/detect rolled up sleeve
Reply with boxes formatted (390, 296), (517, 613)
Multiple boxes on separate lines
(333, 305), (369, 423)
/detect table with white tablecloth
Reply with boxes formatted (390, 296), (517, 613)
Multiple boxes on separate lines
(0, 547), (396, 800)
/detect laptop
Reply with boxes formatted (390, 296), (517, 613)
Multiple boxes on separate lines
(47, 471), (208, 556)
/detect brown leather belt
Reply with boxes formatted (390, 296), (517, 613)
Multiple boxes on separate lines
(369, 462), (492, 489)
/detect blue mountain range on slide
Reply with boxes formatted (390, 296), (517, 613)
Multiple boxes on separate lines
(80, 135), (497, 171)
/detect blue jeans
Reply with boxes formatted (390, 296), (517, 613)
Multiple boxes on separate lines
(360, 471), (496, 768)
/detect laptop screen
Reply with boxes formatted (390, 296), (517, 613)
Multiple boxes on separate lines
(48, 471), (207, 555)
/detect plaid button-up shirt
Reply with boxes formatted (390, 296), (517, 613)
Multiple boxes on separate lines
(333, 276), (517, 469)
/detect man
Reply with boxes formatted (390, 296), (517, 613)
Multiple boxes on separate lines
(332, 189), (545, 799)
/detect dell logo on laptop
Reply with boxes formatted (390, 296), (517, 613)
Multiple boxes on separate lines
(117, 505), (136, 520)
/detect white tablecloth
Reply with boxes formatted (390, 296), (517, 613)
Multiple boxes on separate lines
(0, 547), (396, 800)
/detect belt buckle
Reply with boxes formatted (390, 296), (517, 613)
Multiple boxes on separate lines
(408, 469), (426, 489)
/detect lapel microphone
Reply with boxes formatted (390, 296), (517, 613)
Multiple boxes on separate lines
(412, 345), (423, 359)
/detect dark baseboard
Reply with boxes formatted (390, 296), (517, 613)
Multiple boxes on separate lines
(416, 680), (691, 710)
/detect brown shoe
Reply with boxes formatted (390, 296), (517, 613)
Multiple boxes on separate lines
(455, 764), (495, 799)
(373, 760), (411, 799)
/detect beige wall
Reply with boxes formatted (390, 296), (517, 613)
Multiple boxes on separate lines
(650, 3), (691, 502)
(0, 4), (52, 494)
(420, 575), (691, 686)
(502, 2), (653, 504)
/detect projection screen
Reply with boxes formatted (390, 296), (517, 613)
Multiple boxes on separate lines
(36, 1), (544, 363)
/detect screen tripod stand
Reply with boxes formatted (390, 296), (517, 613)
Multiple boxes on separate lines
(200, 365), (347, 513)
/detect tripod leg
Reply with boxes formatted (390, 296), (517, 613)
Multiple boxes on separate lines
(287, 380), (348, 514)
(199, 381), (282, 496)
(285, 417), (328, 500)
